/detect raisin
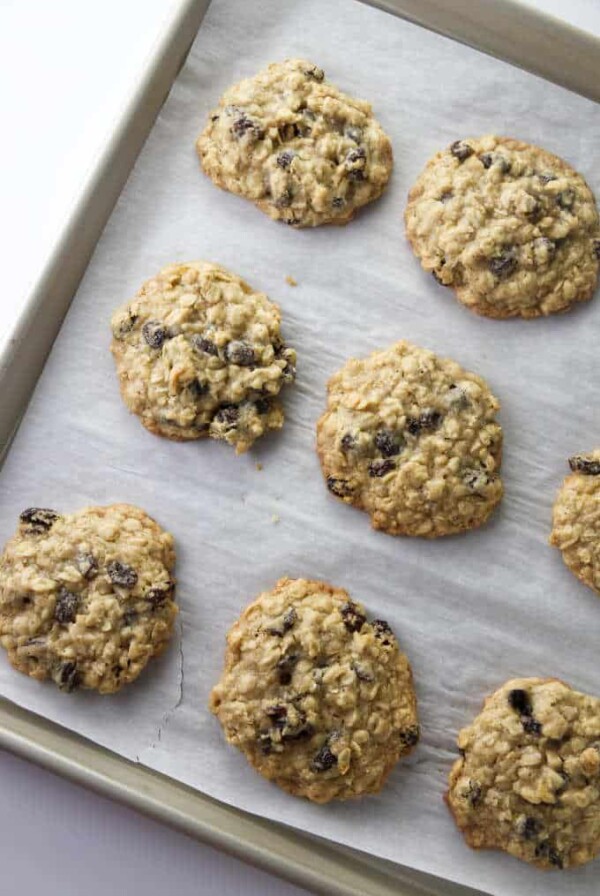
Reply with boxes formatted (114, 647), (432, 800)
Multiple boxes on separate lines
(311, 744), (337, 771)
(348, 169), (365, 183)
(279, 122), (309, 141)
(231, 113), (264, 140)
(556, 189), (575, 209)
(372, 619), (394, 645)
(266, 704), (311, 741)
(399, 725), (420, 748)
(406, 410), (442, 436)
(276, 150), (296, 169)
(267, 607), (297, 636)
(304, 65), (324, 81)
(522, 716), (543, 736)
(213, 405), (239, 428)
(535, 842), (563, 868)
(142, 320), (169, 349)
(285, 719), (313, 742)
(225, 340), (256, 367)
(146, 584), (173, 606)
(122, 611), (138, 627)
(283, 608), (297, 631)
(54, 587), (79, 624)
(569, 455), (600, 476)
(346, 148), (366, 164)
(275, 188), (293, 209)
(55, 661), (80, 693)
(488, 249), (517, 278)
(593, 239), (600, 260)
(466, 780), (482, 806)
(258, 733), (273, 755)
(254, 397), (271, 415)
(538, 172), (557, 184)
(509, 689), (542, 734)
(331, 197), (345, 208)
(508, 688), (532, 715)
(526, 199), (542, 220)
(368, 458), (395, 477)
(345, 147), (366, 180)
(265, 704), (288, 725)
(192, 334), (219, 356)
(345, 126), (362, 143)
(479, 153), (511, 173)
(340, 432), (356, 451)
(75, 552), (98, 579)
(374, 429), (403, 458)
(277, 653), (299, 685)
(20, 508), (59, 533)
(450, 140), (474, 162)
(326, 477), (354, 498)
(188, 380), (208, 399)
(517, 816), (542, 840)
(439, 191), (453, 203)
(340, 601), (366, 633)
(107, 560), (138, 589)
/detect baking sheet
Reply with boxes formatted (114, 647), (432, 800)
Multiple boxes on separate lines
(1, 0), (600, 893)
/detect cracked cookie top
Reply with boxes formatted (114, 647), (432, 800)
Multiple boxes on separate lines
(0, 504), (177, 694)
(110, 262), (296, 453)
(447, 677), (600, 870)
(196, 59), (393, 227)
(550, 451), (600, 595)
(210, 577), (418, 803)
(405, 136), (600, 318)
(316, 340), (503, 537)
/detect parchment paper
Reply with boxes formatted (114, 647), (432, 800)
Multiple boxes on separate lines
(2, 1), (600, 893)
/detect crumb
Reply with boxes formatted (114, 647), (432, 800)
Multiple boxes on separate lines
(285, 276), (297, 287)
(271, 514), (280, 524)
(255, 462), (263, 472)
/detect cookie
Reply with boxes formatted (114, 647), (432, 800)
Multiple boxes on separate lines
(447, 677), (600, 870)
(550, 452), (600, 595)
(210, 577), (418, 803)
(196, 59), (392, 227)
(405, 136), (600, 319)
(0, 504), (177, 694)
(110, 262), (296, 453)
(316, 341), (503, 537)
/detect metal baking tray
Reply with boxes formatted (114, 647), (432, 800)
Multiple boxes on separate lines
(1, 2), (598, 894)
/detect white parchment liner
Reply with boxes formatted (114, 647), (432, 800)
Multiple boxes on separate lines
(1, 1), (600, 893)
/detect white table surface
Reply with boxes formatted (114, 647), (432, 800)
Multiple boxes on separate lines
(1, 2), (599, 894)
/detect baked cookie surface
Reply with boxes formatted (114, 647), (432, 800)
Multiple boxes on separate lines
(196, 59), (393, 227)
(316, 341), (503, 537)
(0, 504), (177, 694)
(447, 677), (600, 870)
(405, 135), (600, 319)
(210, 577), (418, 802)
(550, 451), (600, 594)
(110, 262), (296, 453)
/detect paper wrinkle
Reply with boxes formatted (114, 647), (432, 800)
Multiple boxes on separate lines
(0, 1), (599, 894)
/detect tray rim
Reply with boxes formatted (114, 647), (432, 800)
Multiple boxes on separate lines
(1, 1), (599, 894)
